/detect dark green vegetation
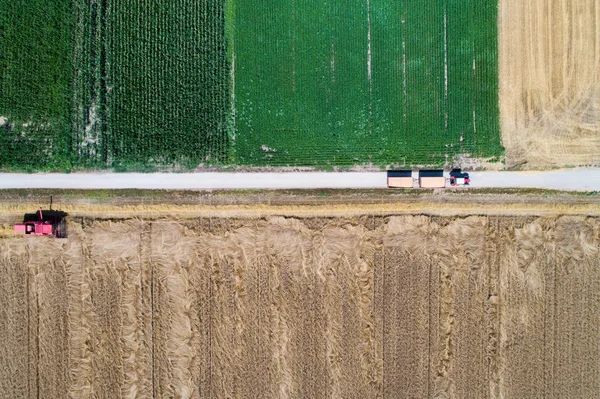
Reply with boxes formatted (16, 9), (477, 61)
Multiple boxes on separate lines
(0, 0), (501, 170)
(1, 0), (228, 171)
(234, 0), (502, 166)
(73, 0), (229, 169)
(106, 0), (229, 169)
(0, 0), (75, 170)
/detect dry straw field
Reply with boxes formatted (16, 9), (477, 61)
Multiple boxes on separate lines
(500, 0), (600, 167)
(1, 215), (599, 398)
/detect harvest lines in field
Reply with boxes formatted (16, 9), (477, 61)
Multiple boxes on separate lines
(500, 0), (600, 167)
(1, 215), (599, 397)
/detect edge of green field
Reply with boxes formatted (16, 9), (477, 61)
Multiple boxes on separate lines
(0, 1), (503, 172)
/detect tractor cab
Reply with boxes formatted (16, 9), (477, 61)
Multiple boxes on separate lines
(449, 170), (470, 186)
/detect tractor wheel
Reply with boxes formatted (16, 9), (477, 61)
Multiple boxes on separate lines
(55, 219), (68, 238)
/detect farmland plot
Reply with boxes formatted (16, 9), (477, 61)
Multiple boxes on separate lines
(233, 0), (502, 166)
(1, 215), (599, 398)
(0, 0), (502, 171)
(500, 0), (600, 167)
(6, 0), (600, 170)
(76, 0), (230, 168)
(0, 0), (75, 170)
(0, 0), (229, 171)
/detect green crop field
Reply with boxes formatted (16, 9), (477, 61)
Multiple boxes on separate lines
(233, 0), (502, 166)
(0, 0), (228, 171)
(0, 0), (501, 171)
(0, 0), (75, 171)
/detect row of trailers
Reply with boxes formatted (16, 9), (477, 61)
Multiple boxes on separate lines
(387, 170), (470, 189)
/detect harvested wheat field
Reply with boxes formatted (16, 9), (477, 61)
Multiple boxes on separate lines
(500, 0), (600, 168)
(1, 215), (599, 398)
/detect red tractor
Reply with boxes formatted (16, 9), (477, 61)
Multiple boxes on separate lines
(13, 199), (68, 238)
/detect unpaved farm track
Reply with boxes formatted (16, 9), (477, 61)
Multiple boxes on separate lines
(1, 215), (599, 398)
(2, 169), (600, 190)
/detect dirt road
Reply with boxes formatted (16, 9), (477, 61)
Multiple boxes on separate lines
(0, 169), (599, 191)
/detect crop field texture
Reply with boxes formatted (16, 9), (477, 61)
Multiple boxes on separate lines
(1, 215), (599, 398)
(0, 0), (75, 170)
(500, 0), (600, 168)
(234, 0), (502, 166)
(0, 0), (228, 171)
(104, 0), (229, 168)
(1, 1), (501, 170)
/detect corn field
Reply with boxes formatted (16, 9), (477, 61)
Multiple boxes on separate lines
(73, 0), (230, 168)
(0, 0), (502, 170)
(0, 0), (75, 171)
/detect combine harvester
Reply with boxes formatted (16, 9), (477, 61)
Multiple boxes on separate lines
(13, 197), (68, 238)
(387, 170), (470, 189)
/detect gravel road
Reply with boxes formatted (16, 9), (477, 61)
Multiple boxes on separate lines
(0, 169), (599, 191)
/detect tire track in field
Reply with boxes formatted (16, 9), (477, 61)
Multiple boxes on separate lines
(29, 239), (70, 399)
(383, 216), (434, 398)
(553, 217), (600, 397)
(0, 241), (30, 399)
